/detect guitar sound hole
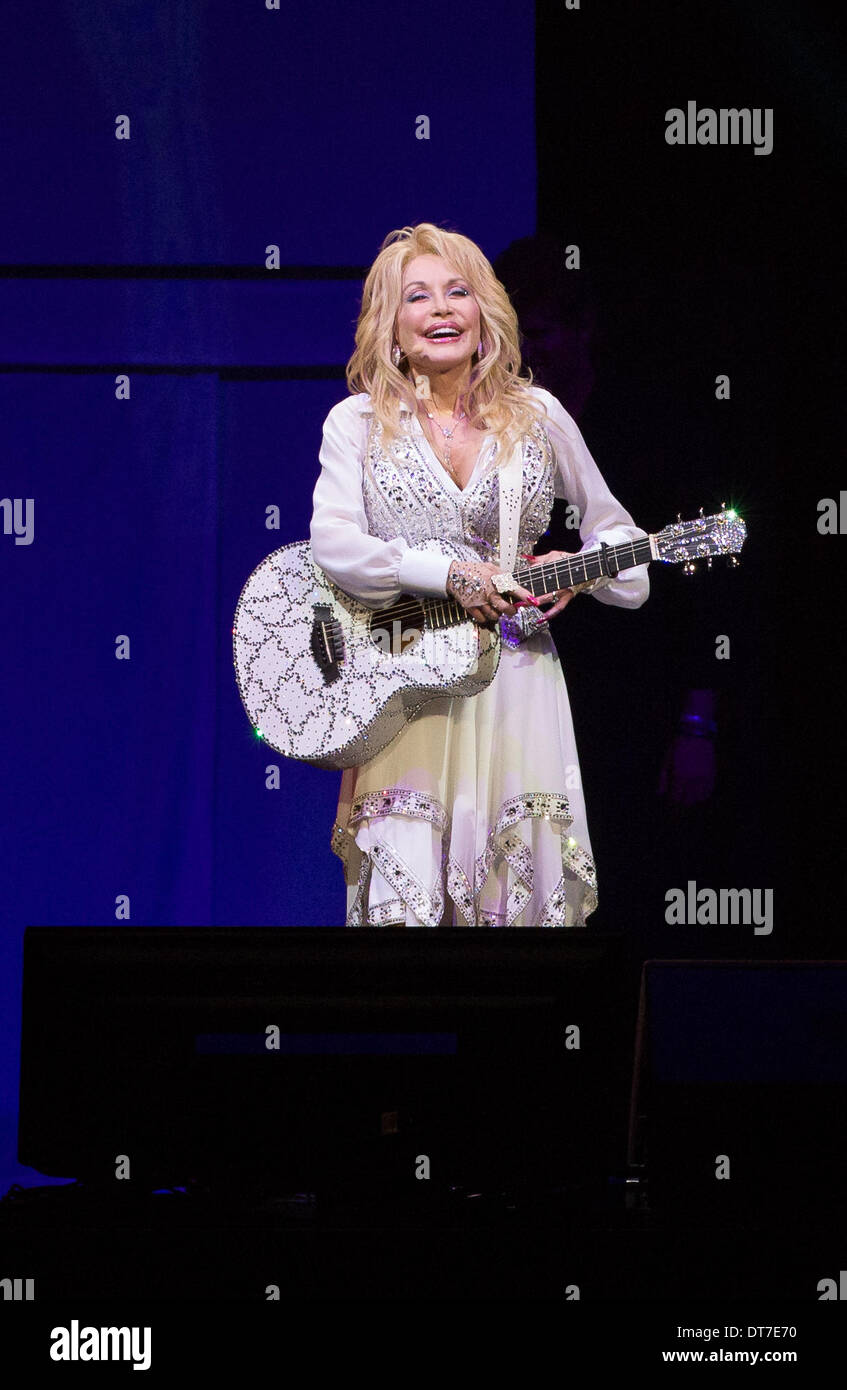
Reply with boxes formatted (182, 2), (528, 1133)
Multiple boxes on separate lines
(369, 599), (425, 656)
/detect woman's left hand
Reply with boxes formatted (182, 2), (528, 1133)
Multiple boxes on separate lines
(523, 552), (579, 621)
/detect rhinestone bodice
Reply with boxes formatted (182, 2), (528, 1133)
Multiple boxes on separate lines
(361, 414), (556, 564)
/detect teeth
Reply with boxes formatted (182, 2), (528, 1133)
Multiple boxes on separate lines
(427, 329), (460, 338)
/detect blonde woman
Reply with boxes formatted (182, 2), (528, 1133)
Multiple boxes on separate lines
(310, 223), (649, 926)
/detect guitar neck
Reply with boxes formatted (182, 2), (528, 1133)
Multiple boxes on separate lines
(515, 536), (653, 595)
(422, 535), (653, 626)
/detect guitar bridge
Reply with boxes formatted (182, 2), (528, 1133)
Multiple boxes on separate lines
(310, 604), (344, 684)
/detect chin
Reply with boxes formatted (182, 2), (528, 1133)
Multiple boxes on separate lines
(419, 351), (474, 371)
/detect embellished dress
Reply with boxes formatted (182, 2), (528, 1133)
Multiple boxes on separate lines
(309, 385), (650, 926)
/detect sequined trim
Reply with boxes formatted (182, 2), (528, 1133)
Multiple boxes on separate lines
(368, 840), (445, 927)
(469, 791), (594, 927)
(445, 856), (475, 927)
(331, 786), (597, 927)
(338, 788), (449, 927)
(537, 875), (595, 927)
(364, 898), (407, 927)
(348, 787), (448, 834)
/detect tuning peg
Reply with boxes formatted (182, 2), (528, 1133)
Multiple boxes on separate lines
(699, 506), (704, 517)
(683, 561), (697, 576)
(728, 555), (739, 568)
(721, 500), (726, 510)
(707, 556), (713, 569)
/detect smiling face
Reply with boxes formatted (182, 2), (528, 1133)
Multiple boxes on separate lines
(395, 254), (482, 380)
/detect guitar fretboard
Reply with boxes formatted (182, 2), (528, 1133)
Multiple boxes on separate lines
(422, 536), (653, 627)
(515, 536), (653, 596)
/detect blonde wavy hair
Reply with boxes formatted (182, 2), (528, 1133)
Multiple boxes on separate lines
(346, 223), (545, 457)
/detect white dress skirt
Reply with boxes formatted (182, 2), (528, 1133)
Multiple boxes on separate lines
(310, 386), (650, 927)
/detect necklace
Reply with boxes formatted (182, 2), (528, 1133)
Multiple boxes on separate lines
(420, 405), (467, 475)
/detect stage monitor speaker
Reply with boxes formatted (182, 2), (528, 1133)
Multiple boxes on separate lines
(19, 928), (632, 1194)
(628, 960), (847, 1224)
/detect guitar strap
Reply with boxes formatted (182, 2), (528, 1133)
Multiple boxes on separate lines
(497, 441), (523, 577)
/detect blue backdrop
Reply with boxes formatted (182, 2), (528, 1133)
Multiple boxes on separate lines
(0, 0), (537, 1187)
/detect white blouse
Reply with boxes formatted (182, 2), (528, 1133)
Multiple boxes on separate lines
(309, 385), (650, 611)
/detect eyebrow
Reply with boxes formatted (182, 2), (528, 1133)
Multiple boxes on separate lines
(402, 277), (467, 291)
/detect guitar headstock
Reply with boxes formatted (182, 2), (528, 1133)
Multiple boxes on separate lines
(654, 508), (747, 567)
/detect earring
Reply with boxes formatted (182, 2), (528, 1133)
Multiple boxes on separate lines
(391, 344), (402, 367)
(477, 340), (485, 357)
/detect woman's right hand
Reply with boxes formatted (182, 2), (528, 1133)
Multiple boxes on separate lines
(446, 559), (540, 626)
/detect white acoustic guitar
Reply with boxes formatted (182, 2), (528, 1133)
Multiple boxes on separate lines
(232, 509), (746, 769)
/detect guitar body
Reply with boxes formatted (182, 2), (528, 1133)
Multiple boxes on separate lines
(232, 539), (500, 769)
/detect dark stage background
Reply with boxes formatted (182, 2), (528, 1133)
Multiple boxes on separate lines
(1, 0), (843, 1199)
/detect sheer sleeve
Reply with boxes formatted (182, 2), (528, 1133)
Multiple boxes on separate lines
(309, 395), (453, 610)
(534, 387), (650, 609)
